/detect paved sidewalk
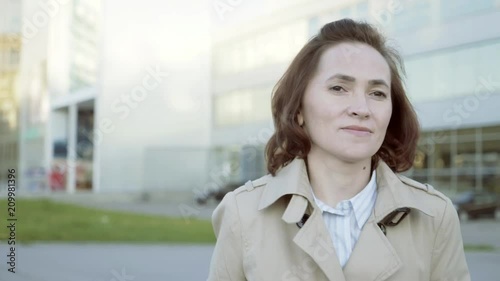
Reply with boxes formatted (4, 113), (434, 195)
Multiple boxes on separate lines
(0, 243), (213, 281)
(1, 243), (499, 281)
(460, 217), (500, 250)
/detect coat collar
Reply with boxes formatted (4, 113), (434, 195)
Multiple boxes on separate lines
(258, 157), (435, 221)
(258, 158), (436, 280)
(258, 157), (313, 212)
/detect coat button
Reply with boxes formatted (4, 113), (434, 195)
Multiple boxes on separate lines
(296, 214), (310, 229)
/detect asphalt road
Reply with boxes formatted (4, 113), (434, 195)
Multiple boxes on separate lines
(0, 242), (499, 281)
(0, 244), (213, 281)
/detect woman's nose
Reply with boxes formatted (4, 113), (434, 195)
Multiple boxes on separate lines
(347, 94), (370, 119)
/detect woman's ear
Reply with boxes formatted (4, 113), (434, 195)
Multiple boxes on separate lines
(297, 112), (304, 126)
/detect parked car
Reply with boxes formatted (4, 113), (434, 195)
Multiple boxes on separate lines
(452, 191), (499, 220)
(196, 181), (245, 205)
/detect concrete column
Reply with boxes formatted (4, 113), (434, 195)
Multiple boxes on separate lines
(428, 132), (436, 186)
(67, 104), (77, 193)
(451, 130), (457, 193)
(44, 108), (52, 193)
(476, 127), (483, 191)
(92, 98), (100, 193)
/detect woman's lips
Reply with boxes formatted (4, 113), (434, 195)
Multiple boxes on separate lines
(341, 126), (373, 136)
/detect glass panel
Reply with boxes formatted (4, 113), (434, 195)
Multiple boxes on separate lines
(412, 173), (429, 185)
(431, 130), (451, 144)
(482, 139), (500, 176)
(431, 51), (454, 100)
(391, 0), (431, 33)
(483, 174), (500, 194)
(454, 141), (477, 175)
(483, 125), (500, 135)
(253, 87), (272, 122)
(456, 173), (475, 192)
(405, 39), (500, 102)
(452, 47), (477, 96)
(456, 127), (477, 142)
(214, 94), (236, 127)
(215, 85), (274, 127)
(413, 147), (428, 170)
(434, 175), (452, 191)
(405, 58), (434, 101)
(228, 146), (241, 182)
(241, 90), (253, 123)
(416, 131), (434, 169)
(434, 142), (451, 169)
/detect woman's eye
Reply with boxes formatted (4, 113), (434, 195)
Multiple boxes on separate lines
(329, 86), (346, 92)
(371, 91), (387, 98)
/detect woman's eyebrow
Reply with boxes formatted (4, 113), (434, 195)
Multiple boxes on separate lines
(368, 79), (389, 88)
(327, 74), (355, 82)
(327, 74), (389, 88)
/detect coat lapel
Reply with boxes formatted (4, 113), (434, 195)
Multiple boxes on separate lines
(344, 161), (436, 281)
(338, 161), (403, 281)
(258, 158), (436, 281)
(291, 197), (346, 281)
(259, 160), (346, 280)
(343, 221), (402, 280)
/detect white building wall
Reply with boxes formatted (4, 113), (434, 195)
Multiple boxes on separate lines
(17, 0), (53, 191)
(98, 0), (212, 192)
(415, 93), (500, 131)
(396, 10), (500, 57)
(46, 0), (72, 98)
(0, 0), (21, 33)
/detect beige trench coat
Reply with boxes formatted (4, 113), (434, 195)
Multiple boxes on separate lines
(207, 158), (470, 281)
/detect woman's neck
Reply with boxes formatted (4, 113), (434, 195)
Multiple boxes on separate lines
(306, 148), (372, 207)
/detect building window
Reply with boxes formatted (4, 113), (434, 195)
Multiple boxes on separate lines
(213, 20), (308, 77)
(214, 86), (272, 127)
(406, 39), (500, 102)
(412, 126), (500, 194)
(9, 49), (19, 66)
(439, 0), (496, 23)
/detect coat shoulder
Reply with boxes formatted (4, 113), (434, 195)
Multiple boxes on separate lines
(396, 174), (456, 221)
(397, 174), (452, 204)
(232, 174), (271, 195)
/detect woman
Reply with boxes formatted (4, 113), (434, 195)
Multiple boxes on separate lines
(208, 18), (470, 281)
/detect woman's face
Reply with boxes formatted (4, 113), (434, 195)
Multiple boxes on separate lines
(298, 42), (392, 164)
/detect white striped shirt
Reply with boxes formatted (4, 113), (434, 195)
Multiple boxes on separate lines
(311, 171), (378, 268)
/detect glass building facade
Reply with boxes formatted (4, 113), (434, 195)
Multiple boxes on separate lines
(70, 0), (101, 92)
(210, 0), (500, 194)
(0, 0), (21, 188)
(412, 125), (500, 194)
(0, 34), (21, 186)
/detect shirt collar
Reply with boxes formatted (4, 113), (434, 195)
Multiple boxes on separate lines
(258, 158), (436, 221)
(310, 170), (378, 229)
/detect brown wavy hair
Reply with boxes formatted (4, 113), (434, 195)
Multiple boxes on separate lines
(265, 18), (420, 176)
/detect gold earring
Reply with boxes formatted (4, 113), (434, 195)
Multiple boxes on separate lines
(298, 115), (304, 126)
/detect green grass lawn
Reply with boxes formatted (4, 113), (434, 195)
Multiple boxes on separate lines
(464, 244), (496, 252)
(0, 199), (215, 243)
